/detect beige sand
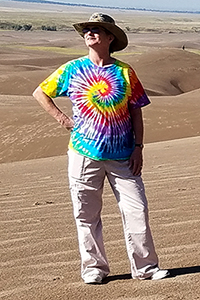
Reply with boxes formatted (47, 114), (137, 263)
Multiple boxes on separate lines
(0, 2), (200, 299)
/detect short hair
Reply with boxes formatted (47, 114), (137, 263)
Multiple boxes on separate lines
(103, 28), (115, 54)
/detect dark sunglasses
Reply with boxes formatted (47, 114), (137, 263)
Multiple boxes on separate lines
(82, 27), (102, 34)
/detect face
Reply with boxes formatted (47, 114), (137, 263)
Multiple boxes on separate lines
(83, 26), (114, 51)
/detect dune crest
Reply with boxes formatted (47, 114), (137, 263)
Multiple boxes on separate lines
(130, 48), (200, 96)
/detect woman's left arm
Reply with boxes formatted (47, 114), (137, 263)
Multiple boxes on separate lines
(129, 107), (144, 175)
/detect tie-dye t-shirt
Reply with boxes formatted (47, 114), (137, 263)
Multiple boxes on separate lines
(40, 56), (150, 160)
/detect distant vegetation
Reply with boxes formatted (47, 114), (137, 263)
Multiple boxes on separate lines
(0, 22), (58, 31)
(0, 22), (33, 31)
(41, 25), (57, 31)
(0, 1), (200, 33)
(1, 20), (200, 33)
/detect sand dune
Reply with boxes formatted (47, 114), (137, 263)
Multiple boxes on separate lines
(1, 137), (200, 299)
(0, 2), (200, 299)
(128, 48), (200, 96)
(1, 31), (200, 97)
(1, 89), (200, 164)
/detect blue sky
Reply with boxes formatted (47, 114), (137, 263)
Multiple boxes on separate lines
(49, 0), (200, 12)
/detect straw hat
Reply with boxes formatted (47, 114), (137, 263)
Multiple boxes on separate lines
(73, 13), (128, 52)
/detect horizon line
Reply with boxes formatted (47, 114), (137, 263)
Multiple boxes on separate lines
(7, 0), (200, 14)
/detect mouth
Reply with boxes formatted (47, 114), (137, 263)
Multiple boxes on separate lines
(87, 37), (95, 40)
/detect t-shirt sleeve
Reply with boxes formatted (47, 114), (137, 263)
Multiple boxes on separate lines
(39, 63), (71, 98)
(128, 67), (150, 109)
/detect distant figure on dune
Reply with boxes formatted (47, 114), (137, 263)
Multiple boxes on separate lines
(182, 45), (185, 50)
(33, 12), (169, 284)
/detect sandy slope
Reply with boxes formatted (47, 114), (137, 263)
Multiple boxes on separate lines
(1, 32), (200, 163)
(1, 31), (200, 97)
(1, 137), (200, 299)
(1, 88), (200, 163)
(131, 49), (200, 96)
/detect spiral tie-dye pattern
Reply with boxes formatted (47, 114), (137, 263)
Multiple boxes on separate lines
(40, 56), (150, 160)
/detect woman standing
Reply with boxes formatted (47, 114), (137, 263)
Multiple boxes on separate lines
(33, 12), (169, 284)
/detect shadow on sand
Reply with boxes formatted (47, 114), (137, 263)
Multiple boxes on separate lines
(103, 266), (200, 284)
(169, 265), (200, 277)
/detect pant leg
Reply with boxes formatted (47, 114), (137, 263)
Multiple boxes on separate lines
(105, 159), (159, 279)
(68, 150), (110, 280)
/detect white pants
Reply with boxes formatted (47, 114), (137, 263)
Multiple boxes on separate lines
(68, 150), (159, 280)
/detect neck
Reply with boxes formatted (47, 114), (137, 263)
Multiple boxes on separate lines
(88, 49), (115, 67)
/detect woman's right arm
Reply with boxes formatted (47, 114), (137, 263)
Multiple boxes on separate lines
(33, 86), (74, 131)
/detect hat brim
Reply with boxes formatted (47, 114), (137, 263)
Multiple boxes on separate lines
(73, 21), (128, 52)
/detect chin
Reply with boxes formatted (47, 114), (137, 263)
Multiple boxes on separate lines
(86, 41), (98, 47)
